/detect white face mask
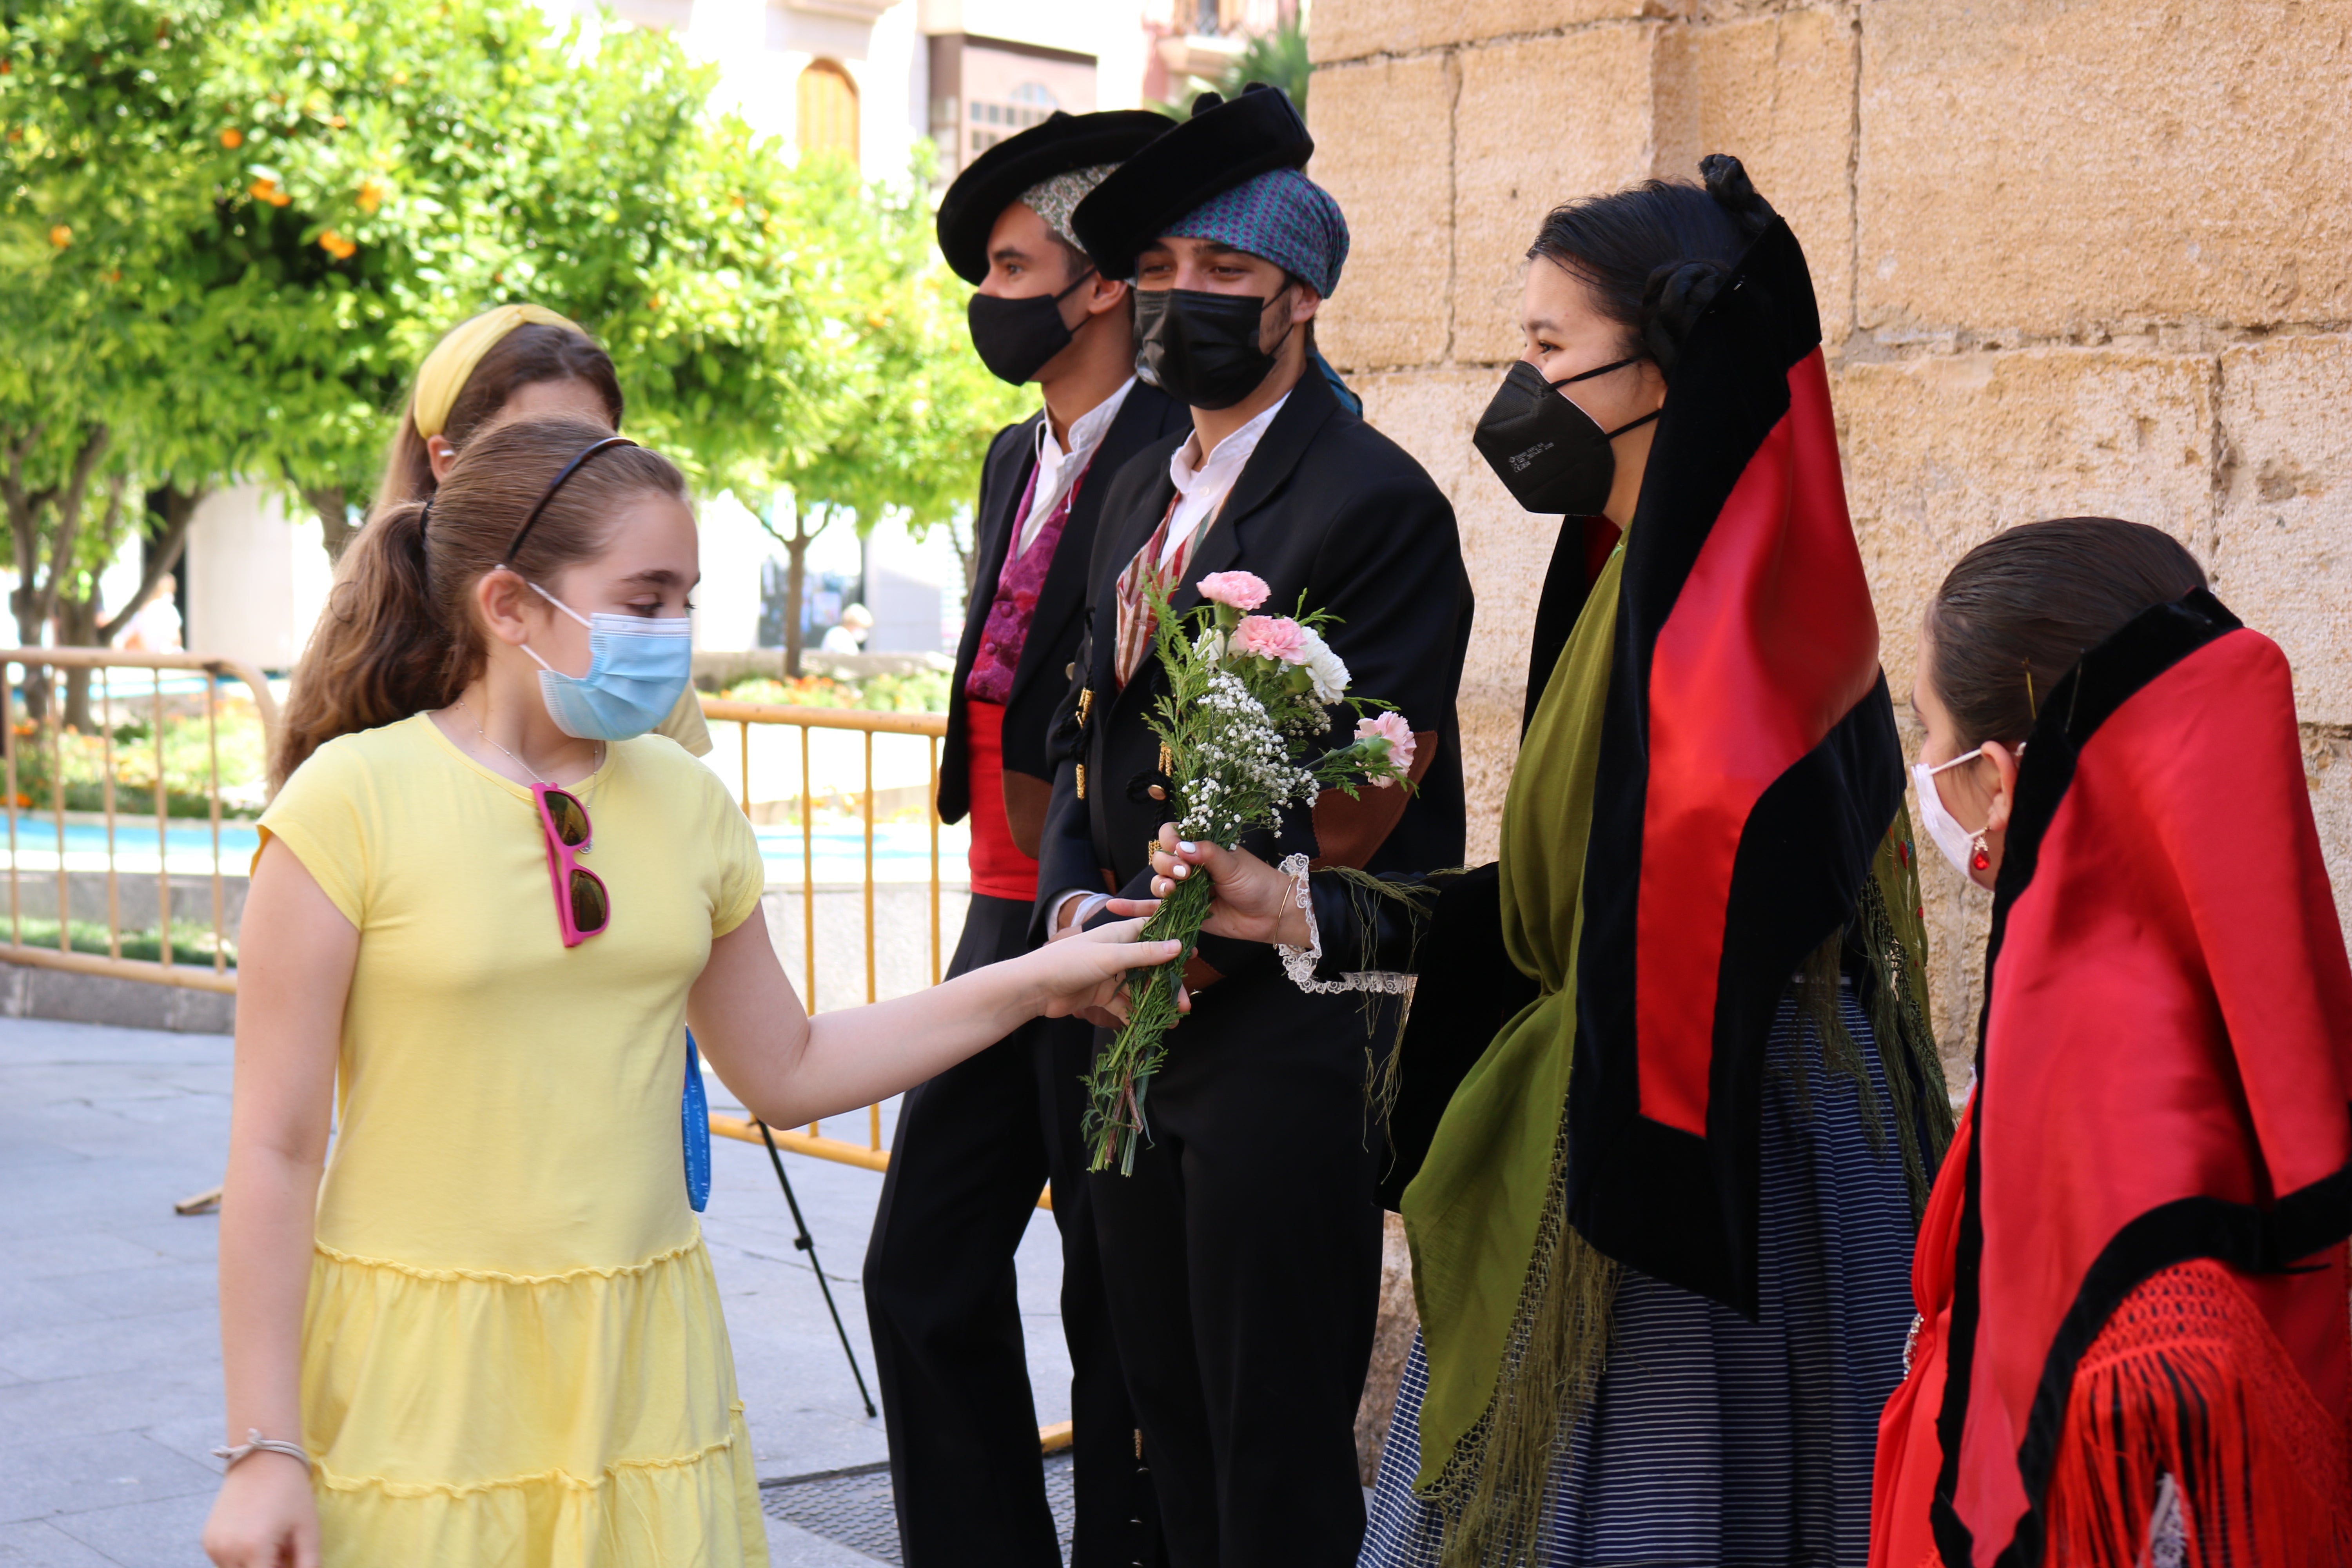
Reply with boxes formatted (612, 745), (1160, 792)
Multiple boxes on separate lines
(1909, 743), (2023, 879)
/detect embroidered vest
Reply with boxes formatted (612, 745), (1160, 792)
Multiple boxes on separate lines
(965, 464), (1077, 705)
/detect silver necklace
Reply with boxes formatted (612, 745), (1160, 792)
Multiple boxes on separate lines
(452, 698), (603, 793)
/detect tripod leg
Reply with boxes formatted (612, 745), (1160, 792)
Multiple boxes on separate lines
(755, 1121), (879, 1419)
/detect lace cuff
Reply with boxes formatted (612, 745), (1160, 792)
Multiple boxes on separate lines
(1274, 854), (1415, 996)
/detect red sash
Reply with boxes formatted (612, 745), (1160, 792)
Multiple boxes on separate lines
(961, 699), (1037, 902)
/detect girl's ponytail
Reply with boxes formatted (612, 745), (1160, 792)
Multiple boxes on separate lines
(274, 499), (449, 788)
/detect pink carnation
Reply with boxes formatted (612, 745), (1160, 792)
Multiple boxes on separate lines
(1230, 614), (1308, 663)
(1198, 570), (1271, 612)
(1356, 712), (1417, 787)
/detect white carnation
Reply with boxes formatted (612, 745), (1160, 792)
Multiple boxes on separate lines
(1296, 627), (1350, 704)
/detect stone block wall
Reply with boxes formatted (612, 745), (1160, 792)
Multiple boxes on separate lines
(1308, 0), (2352, 1082)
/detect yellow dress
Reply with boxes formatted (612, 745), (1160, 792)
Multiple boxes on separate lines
(259, 713), (771, 1567)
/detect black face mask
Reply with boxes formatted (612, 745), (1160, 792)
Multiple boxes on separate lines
(966, 268), (1095, 385)
(1134, 284), (1294, 411)
(1471, 356), (1660, 515)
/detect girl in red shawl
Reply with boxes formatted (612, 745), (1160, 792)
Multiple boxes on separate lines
(1874, 515), (2352, 1568)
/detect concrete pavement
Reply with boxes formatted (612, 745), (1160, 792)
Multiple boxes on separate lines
(0, 1016), (1077, 1566)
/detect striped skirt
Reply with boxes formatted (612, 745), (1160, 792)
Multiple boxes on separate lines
(1362, 987), (1922, 1567)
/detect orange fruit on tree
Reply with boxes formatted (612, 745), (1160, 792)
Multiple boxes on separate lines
(357, 180), (383, 214)
(319, 230), (356, 260)
(220, 126), (243, 148)
(47, 225), (70, 249)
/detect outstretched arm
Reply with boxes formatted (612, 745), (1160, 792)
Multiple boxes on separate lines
(688, 906), (1178, 1128)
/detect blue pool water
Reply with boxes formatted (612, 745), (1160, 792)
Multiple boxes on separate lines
(0, 816), (967, 884)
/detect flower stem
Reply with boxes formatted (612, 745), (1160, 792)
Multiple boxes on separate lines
(1084, 869), (1216, 1173)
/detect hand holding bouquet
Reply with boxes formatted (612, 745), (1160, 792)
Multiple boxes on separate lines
(1085, 570), (1417, 1174)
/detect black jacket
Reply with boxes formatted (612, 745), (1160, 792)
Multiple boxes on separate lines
(938, 381), (1189, 827)
(1032, 367), (1474, 955)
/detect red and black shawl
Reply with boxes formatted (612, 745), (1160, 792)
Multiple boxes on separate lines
(1932, 592), (2352, 1566)
(1561, 213), (1903, 1312)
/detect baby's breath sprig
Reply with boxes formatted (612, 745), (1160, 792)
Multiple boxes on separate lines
(1084, 574), (1418, 1174)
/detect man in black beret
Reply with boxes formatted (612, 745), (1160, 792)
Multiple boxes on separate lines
(1035, 84), (1475, 1567)
(862, 107), (1184, 1568)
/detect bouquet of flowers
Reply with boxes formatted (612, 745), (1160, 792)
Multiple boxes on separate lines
(1085, 569), (1418, 1174)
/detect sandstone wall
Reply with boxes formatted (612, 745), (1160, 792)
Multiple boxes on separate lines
(1308, 0), (2352, 1083)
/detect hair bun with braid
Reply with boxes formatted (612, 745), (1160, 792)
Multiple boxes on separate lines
(1632, 155), (1782, 379)
(1641, 260), (1729, 380)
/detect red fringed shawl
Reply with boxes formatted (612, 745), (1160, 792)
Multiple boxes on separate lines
(1872, 593), (2352, 1568)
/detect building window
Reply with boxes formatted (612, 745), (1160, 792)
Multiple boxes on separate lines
(965, 81), (1058, 153)
(797, 60), (859, 167)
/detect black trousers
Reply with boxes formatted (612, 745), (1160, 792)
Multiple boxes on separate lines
(864, 893), (1154, 1568)
(1088, 968), (1392, 1568)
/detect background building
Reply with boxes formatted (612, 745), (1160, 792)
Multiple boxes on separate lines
(1305, 0), (2352, 1080)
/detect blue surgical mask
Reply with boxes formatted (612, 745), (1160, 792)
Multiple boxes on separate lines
(521, 583), (693, 742)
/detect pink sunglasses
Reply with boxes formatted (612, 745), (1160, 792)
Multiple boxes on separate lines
(532, 783), (610, 947)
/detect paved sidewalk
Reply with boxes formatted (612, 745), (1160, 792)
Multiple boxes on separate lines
(0, 1017), (1076, 1566)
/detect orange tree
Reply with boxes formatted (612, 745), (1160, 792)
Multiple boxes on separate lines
(0, 0), (249, 713)
(4, 0), (1017, 687)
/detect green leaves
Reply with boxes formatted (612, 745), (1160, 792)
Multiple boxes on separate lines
(1, 0), (1018, 639)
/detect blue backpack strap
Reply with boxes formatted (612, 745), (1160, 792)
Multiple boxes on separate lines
(682, 1030), (712, 1213)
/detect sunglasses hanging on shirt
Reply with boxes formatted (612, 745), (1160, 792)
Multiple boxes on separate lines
(532, 783), (610, 946)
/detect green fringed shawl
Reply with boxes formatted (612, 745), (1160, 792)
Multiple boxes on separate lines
(1398, 543), (1622, 1559)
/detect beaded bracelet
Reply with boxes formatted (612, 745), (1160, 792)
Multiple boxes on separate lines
(212, 1429), (313, 1472)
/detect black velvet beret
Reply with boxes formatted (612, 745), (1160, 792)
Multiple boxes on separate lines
(935, 109), (1175, 284)
(1071, 83), (1314, 281)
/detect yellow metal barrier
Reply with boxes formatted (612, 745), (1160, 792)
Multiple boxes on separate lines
(701, 695), (946, 1160)
(699, 694), (1050, 1212)
(0, 649), (278, 995)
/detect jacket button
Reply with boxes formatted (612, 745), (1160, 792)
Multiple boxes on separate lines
(1065, 662), (1076, 678)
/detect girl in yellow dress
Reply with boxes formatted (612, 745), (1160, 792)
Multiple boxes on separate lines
(200, 415), (1175, 1568)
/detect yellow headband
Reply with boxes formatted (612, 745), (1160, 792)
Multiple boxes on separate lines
(410, 304), (584, 439)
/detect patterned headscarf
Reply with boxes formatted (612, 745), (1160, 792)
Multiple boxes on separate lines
(1020, 163), (1120, 251)
(1164, 167), (1350, 296)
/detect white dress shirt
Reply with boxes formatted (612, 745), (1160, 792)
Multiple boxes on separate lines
(1156, 391), (1289, 566)
(1018, 376), (1138, 557)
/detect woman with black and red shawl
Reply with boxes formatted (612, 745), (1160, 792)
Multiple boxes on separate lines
(1149, 157), (1953, 1566)
(1871, 517), (2352, 1568)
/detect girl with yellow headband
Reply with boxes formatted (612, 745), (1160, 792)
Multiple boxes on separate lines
(285, 305), (708, 776)
(203, 412), (1181, 1566)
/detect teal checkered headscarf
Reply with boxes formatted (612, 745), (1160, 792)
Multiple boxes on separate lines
(1164, 167), (1350, 296)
